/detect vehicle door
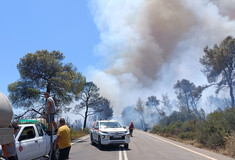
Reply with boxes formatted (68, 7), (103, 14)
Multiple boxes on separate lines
(16, 126), (41, 160)
(93, 122), (99, 141)
(35, 124), (48, 156)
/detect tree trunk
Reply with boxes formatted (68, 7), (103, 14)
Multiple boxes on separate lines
(229, 83), (235, 107)
(226, 68), (234, 108)
(83, 105), (88, 129)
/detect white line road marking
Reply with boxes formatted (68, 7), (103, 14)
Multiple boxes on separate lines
(123, 149), (128, 160)
(71, 135), (89, 145)
(119, 147), (122, 160)
(141, 131), (218, 160)
(119, 147), (128, 160)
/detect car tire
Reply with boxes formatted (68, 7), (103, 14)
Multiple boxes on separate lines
(98, 136), (103, 150)
(124, 143), (129, 149)
(90, 134), (94, 145)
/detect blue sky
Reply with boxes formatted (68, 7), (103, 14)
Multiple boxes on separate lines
(1, 0), (235, 115)
(0, 0), (100, 96)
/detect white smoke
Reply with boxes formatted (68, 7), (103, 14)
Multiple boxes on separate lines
(87, 0), (235, 114)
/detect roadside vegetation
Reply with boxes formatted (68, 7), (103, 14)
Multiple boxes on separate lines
(70, 128), (90, 140)
(150, 108), (235, 158)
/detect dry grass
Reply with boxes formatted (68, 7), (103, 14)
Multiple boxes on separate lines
(70, 128), (89, 140)
(224, 134), (235, 158)
(155, 133), (235, 158)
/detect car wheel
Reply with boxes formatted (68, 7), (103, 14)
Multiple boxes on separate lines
(90, 134), (94, 145)
(124, 143), (129, 149)
(98, 136), (103, 150)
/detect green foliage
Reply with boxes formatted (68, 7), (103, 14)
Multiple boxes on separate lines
(158, 108), (197, 127)
(200, 36), (235, 107)
(151, 108), (235, 148)
(196, 108), (235, 149)
(223, 108), (235, 131)
(174, 79), (206, 119)
(196, 120), (226, 149)
(8, 50), (86, 111)
(74, 82), (113, 128)
(92, 97), (113, 121)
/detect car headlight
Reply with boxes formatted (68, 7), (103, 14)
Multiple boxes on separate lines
(101, 131), (109, 134)
(124, 131), (129, 134)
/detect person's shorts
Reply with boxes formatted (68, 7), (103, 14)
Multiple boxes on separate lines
(46, 113), (55, 123)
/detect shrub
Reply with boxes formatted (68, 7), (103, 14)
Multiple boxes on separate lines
(196, 111), (226, 149)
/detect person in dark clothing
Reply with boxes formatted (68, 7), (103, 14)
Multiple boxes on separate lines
(129, 121), (135, 137)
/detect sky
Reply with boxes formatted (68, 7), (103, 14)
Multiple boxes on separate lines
(0, 0), (100, 95)
(1, 0), (235, 117)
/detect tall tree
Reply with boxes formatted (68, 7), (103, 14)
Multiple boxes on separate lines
(174, 79), (203, 118)
(74, 82), (101, 129)
(8, 50), (86, 113)
(161, 93), (173, 115)
(200, 36), (235, 107)
(135, 98), (146, 131)
(146, 96), (165, 116)
(92, 97), (113, 121)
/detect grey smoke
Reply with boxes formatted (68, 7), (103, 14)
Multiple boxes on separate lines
(87, 0), (235, 114)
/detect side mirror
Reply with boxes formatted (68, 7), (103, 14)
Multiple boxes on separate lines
(123, 126), (126, 129)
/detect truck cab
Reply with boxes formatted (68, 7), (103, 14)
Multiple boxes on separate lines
(16, 123), (57, 160)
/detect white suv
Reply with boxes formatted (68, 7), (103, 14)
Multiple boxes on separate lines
(90, 120), (130, 149)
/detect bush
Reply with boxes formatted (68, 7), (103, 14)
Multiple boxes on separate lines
(196, 111), (226, 149)
(224, 108), (235, 131)
(178, 132), (194, 140)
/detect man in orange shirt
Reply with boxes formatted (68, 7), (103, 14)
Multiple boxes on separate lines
(53, 118), (71, 160)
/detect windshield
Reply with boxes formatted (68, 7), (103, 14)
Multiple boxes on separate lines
(100, 122), (122, 129)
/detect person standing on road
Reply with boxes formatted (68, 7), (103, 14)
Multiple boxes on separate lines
(1, 122), (19, 160)
(54, 118), (71, 160)
(129, 121), (135, 137)
(43, 92), (58, 133)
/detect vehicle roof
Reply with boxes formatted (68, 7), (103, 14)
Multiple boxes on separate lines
(18, 123), (37, 127)
(96, 120), (118, 122)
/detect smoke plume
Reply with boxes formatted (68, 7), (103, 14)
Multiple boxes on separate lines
(87, 0), (235, 114)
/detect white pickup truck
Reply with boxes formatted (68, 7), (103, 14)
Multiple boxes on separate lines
(1, 122), (58, 160)
(90, 120), (130, 149)
(0, 92), (58, 160)
(16, 123), (57, 160)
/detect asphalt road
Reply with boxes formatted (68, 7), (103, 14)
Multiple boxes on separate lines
(69, 130), (234, 160)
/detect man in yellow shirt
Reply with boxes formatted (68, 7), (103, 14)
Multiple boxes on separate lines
(54, 118), (71, 160)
